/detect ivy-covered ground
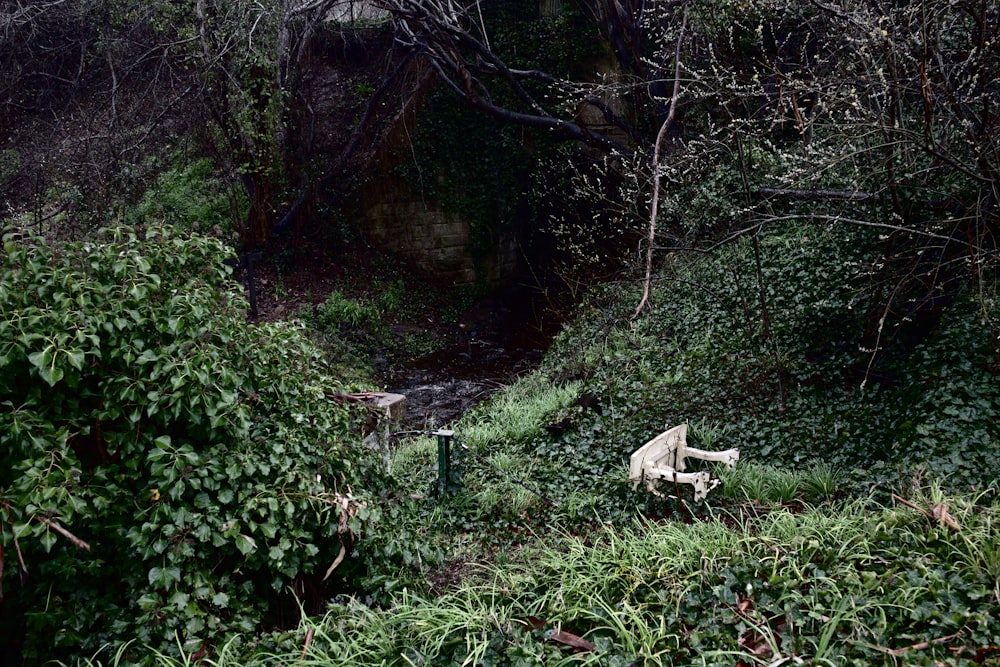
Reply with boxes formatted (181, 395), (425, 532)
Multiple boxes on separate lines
(289, 221), (998, 667)
(8, 219), (994, 666)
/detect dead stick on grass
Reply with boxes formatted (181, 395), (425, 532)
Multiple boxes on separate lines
(878, 631), (962, 656)
(892, 493), (927, 514)
(299, 627), (315, 660)
(891, 494), (961, 531)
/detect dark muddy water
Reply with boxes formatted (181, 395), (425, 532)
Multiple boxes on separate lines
(382, 287), (559, 428)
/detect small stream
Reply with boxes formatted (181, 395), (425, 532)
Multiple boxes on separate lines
(382, 287), (559, 428)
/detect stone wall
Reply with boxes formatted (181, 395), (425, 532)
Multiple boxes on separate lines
(364, 185), (475, 284)
(350, 61), (521, 286)
(360, 172), (520, 286)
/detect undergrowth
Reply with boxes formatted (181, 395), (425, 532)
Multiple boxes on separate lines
(51, 220), (1000, 665)
(76, 493), (1000, 666)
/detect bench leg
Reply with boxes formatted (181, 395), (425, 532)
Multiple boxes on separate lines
(644, 466), (719, 502)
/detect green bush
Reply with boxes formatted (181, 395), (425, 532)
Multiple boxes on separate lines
(130, 157), (242, 238)
(0, 227), (374, 664)
(151, 493), (1000, 667)
(315, 290), (384, 333)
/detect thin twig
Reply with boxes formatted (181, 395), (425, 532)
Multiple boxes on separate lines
(36, 515), (90, 551)
(299, 626), (315, 660)
(634, 4), (688, 319)
(876, 631), (962, 656)
(707, 213), (982, 254)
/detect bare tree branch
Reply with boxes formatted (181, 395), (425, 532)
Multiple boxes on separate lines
(708, 214), (988, 255)
(36, 515), (90, 551)
(377, 0), (635, 156)
(755, 187), (877, 202)
(633, 4), (686, 319)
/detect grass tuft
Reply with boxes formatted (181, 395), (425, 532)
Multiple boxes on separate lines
(459, 375), (580, 450)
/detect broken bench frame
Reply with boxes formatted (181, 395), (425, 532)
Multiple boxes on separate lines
(629, 423), (739, 501)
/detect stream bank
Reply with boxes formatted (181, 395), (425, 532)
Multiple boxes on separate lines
(381, 284), (562, 428)
(249, 242), (566, 429)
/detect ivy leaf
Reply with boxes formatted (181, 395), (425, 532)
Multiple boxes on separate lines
(149, 566), (181, 588)
(168, 590), (189, 610)
(186, 616), (205, 634)
(236, 534), (257, 555)
(28, 348), (63, 386)
(64, 349), (85, 371)
(1, 228), (368, 657)
(137, 349), (159, 364)
(12, 523), (33, 539)
(39, 530), (57, 553)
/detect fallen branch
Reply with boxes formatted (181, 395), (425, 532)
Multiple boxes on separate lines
(931, 503), (961, 531)
(299, 626), (315, 660)
(877, 631), (962, 656)
(892, 494), (961, 531)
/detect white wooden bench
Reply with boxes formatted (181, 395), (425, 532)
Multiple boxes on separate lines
(629, 424), (739, 501)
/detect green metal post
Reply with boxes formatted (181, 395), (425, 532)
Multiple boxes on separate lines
(434, 429), (454, 497)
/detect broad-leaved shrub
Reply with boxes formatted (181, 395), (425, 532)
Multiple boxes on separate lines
(0, 227), (372, 664)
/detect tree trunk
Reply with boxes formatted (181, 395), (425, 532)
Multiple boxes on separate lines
(243, 175), (275, 250)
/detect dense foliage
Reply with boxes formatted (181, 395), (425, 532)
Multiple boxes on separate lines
(0, 228), (375, 663)
(3, 0), (1000, 665)
(294, 494), (1000, 666)
(130, 157), (243, 239)
(256, 220), (997, 666)
(65, 224), (1000, 663)
(250, 206), (996, 665)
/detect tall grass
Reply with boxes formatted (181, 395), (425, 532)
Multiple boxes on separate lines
(458, 374), (580, 450)
(69, 491), (1000, 666)
(715, 462), (843, 505)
